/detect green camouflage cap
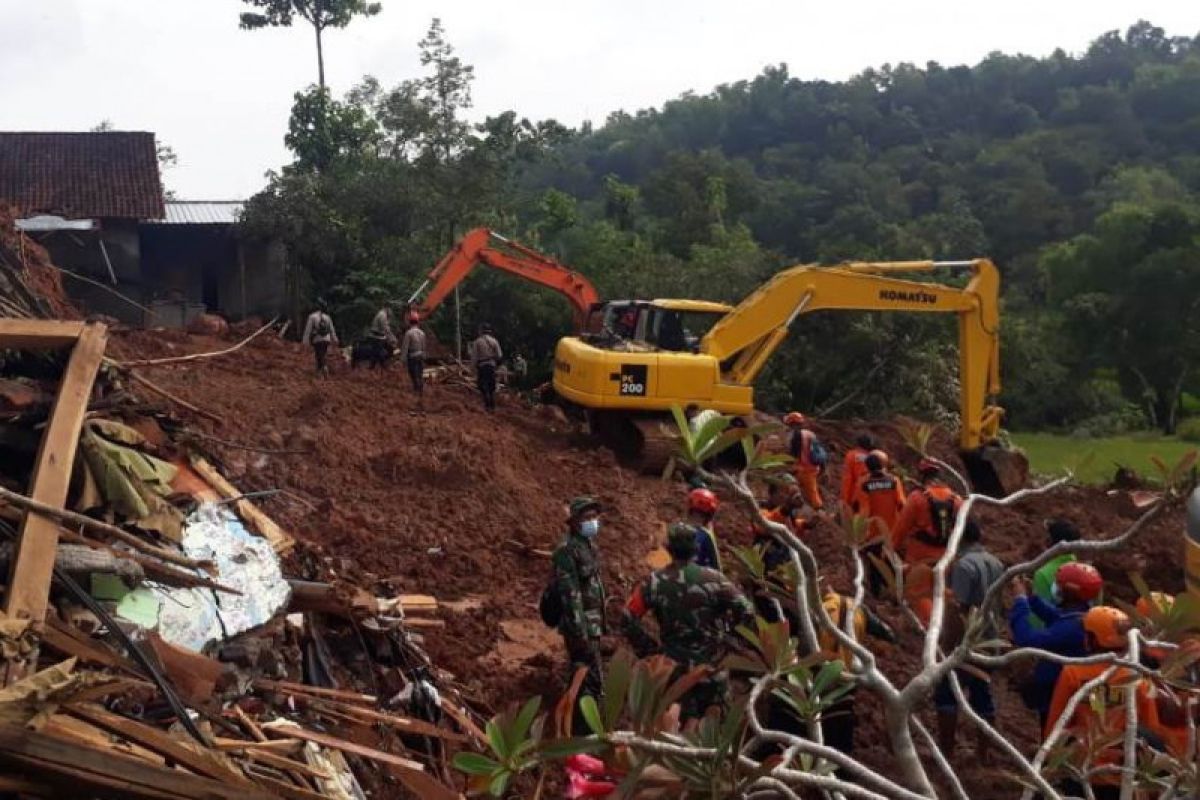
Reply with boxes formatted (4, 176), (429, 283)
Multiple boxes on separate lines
(569, 496), (601, 518)
(667, 521), (698, 554)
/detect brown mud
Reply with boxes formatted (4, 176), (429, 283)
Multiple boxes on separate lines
(110, 329), (1188, 798)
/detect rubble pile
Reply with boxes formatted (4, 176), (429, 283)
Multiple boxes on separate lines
(0, 218), (471, 799)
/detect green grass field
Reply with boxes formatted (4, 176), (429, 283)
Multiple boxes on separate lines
(1012, 432), (1199, 485)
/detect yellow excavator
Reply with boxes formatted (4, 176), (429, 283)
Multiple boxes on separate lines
(552, 259), (1028, 496)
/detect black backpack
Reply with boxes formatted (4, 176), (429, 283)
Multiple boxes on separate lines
(920, 491), (957, 547)
(539, 580), (562, 628)
(314, 314), (331, 337)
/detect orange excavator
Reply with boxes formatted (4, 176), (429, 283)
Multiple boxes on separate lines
(407, 228), (600, 328)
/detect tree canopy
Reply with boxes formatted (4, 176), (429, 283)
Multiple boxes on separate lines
(242, 19), (1200, 433)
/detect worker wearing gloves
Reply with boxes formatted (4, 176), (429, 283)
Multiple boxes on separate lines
(468, 323), (503, 412)
(839, 433), (876, 508)
(851, 451), (905, 597)
(784, 412), (827, 511)
(551, 498), (608, 712)
(301, 300), (338, 376)
(1010, 561), (1101, 728)
(891, 459), (962, 566)
(1044, 607), (1159, 800)
(623, 522), (754, 721)
(685, 488), (723, 572)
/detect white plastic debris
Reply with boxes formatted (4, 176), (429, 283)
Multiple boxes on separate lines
(115, 502), (291, 652)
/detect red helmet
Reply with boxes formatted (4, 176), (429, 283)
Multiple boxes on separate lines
(784, 412), (806, 426)
(688, 488), (719, 515)
(407, 311), (421, 323)
(1055, 562), (1103, 602)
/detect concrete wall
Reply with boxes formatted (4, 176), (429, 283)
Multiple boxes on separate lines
(40, 218), (145, 323)
(216, 239), (288, 321)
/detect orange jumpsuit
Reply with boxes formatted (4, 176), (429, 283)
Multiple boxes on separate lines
(1045, 663), (1161, 787)
(839, 447), (872, 507)
(891, 484), (963, 565)
(789, 430), (824, 510)
(852, 471), (906, 544)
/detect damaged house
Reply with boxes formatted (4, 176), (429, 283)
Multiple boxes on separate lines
(0, 132), (288, 327)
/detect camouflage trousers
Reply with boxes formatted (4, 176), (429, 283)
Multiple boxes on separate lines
(563, 635), (604, 733)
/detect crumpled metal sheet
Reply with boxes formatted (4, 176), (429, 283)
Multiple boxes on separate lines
(117, 503), (291, 653)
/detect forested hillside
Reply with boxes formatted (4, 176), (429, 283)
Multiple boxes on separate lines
(242, 20), (1200, 433)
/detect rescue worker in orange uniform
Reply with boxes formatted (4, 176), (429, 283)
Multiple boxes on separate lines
(783, 412), (827, 511)
(851, 451), (906, 597)
(1044, 607), (1161, 800)
(891, 459), (963, 566)
(839, 434), (876, 508)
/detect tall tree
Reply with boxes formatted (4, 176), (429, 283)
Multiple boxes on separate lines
(239, 0), (382, 88)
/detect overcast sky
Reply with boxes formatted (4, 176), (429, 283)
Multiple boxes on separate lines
(2, 1), (1196, 200)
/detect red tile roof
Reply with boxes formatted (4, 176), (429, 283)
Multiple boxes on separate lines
(0, 132), (164, 220)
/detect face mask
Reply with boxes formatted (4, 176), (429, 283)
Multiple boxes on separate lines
(1051, 583), (1062, 605)
(579, 519), (600, 539)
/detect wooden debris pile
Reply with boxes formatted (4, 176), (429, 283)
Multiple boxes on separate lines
(0, 316), (473, 795)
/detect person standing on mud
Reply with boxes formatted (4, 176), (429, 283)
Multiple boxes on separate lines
(934, 519), (1004, 763)
(399, 312), (427, 404)
(301, 300), (338, 376)
(839, 433), (876, 508)
(850, 451), (905, 597)
(783, 412), (827, 511)
(468, 323), (503, 412)
(623, 523), (754, 721)
(551, 497), (608, 715)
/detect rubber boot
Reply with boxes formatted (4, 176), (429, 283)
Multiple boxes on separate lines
(936, 711), (958, 757)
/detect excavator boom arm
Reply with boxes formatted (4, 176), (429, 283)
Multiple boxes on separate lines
(700, 259), (1002, 450)
(411, 228), (600, 329)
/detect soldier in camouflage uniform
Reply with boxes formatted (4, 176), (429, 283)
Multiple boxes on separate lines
(623, 522), (755, 720)
(552, 497), (608, 706)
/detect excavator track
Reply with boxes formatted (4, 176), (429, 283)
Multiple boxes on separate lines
(588, 411), (679, 474)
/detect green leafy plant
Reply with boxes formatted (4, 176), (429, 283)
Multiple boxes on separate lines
(452, 696), (544, 796)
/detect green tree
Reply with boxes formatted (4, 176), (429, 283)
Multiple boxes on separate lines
(239, 0), (382, 88)
(285, 86), (378, 172)
(1044, 200), (1200, 432)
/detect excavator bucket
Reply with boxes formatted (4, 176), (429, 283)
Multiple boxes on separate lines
(961, 444), (1029, 498)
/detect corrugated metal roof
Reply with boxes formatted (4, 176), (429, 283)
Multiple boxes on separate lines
(155, 201), (245, 225)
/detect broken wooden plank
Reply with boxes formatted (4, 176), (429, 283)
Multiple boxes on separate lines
(67, 703), (252, 785)
(3, 323), (106, 650)
(242, 749), (331, 781)
(0, 484), (212, 572)
(404, 618), (446, 629)
(261, 722), (425, 771)
(0, 723), (273, 800)
(440, 697), (488, 744)
(190, 455), (295, 554)
(0, 319), (85, 350)
(310, 698), (468, 742)
(253, 678), (376, 705)
(244, 770), (328, 800)
(41, 616), (142, 675)
(215, 737), (304, 753)
(262, 722), (463, 800)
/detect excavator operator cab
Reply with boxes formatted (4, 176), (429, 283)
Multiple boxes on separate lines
(582, 300), (732, 354)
